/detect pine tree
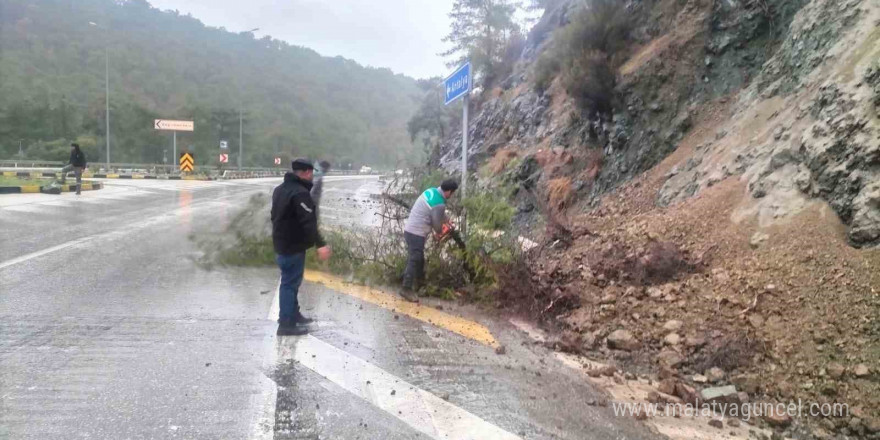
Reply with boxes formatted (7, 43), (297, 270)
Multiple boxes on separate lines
(441, 0), (522, 89)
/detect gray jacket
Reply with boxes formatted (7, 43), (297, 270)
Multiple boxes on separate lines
(404, 187), (447, 237)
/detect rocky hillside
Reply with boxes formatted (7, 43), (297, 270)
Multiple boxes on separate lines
(436, 0), (880, 438)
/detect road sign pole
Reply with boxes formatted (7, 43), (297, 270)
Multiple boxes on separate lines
(461, 90), (469, 239)
(173, 131), (177, 171)
(442, 61), (472, 238)
(105, 44), (110, 170)
(462, 94), (468, 199)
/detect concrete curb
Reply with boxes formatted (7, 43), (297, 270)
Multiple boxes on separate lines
(0, 181), (104, 194)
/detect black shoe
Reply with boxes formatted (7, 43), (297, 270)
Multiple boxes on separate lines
(399, 289), (419, 303)
(276, 324), (308, 336)
(294, 310), (314, 324)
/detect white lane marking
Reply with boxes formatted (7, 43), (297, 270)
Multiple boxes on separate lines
(0, 237), (94, 270)
(250, 343), (279, 440)
(277, 335), (522, 440)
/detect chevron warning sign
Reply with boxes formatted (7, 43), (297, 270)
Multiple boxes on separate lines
(274, 157), (281, 165)
(219, 153), (228, 163)
(179, 152), (194, 172)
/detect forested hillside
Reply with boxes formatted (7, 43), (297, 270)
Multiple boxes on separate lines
(0, 0), (422, 167)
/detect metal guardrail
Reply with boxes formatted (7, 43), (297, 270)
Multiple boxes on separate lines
(1, 160), (381, 176)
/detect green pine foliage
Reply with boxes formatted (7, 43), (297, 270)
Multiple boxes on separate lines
(441, 0), (523, 89)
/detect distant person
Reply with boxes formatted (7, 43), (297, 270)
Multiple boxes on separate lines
(271, 158), (332, 336)
(60, 143), (87, 195)
(310, 160), (331, 206)
(400, 179), (458, 302)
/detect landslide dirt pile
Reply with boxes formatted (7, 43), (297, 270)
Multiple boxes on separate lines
(446, 0), (880, 438)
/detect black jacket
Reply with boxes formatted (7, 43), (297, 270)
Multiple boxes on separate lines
(69, 150), (87, 168)
(271, 173), (325, 255)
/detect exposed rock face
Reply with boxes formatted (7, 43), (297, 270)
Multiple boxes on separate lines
(434, 0), (880, 247)
(657, 0), (880, 246)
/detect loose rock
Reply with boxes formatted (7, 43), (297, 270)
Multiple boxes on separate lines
(853, 364), (870, 378)
(658, 378), (677, 395)
(764, 412), (792, 428)
(827, 362), (846, 379)
(664, 333), (682, 345)
(706, 367), (726, 383)
(663, 320), (683, 331)
(701, 385), (739, 404)
(657, 349), (684, 367)
(607, 329), (640, 351)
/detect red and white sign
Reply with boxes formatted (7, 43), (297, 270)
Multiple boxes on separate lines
(219, 153), (229, 163)
(274, 157), (281, 165)
(154, 119), (194, 131)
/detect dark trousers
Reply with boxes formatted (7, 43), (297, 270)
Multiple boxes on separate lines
(402, 232), (426, 291)
(276, 253), (306, 324)
(60, 165), (83, 194)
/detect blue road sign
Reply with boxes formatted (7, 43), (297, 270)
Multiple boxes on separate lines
(444, 62), (471, 105)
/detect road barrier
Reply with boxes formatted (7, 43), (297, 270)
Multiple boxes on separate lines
(0, 181), (103, 194)
(1, 160), (381, 179)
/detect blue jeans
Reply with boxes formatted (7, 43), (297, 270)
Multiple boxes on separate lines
(276, 253), (306, 324)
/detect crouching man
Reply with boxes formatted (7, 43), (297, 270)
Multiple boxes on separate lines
(400, 179), (458, 302)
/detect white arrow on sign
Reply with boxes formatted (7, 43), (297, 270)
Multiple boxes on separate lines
(219, 153), (229, 163)
(154, 119), (194, 132)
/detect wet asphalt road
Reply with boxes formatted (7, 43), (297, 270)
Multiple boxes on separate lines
(0, 176), (660, 440)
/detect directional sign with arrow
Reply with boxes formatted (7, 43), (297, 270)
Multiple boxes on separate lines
(179, 152), (194, 172)
(274, 157), (282, 165)
(219, 153), (229, 163)
(155, 119), (194, 132)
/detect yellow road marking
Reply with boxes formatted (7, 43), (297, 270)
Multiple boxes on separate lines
(2, 171), (15, 177)
(303, 270), (499, 348)
(20, 186), (41, 193)
(106, 173), (120, 178)
(132, 174), (144, 179)
(81, 184), (93, 190)
(29, 172), (42, 178)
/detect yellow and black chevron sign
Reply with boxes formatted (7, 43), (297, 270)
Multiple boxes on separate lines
(179, 152), (194, 172)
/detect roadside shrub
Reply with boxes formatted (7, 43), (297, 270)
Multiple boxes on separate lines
(462, 190), (516, 231)
(547, 177), (574, 211)
(486, 149), (519, 176)
(194, 174), (524, 302)
(538, 0), (632, 115)
(561, 52), (616, 117)
(533, 51), (560, 93)
(557, 0), (631, 57)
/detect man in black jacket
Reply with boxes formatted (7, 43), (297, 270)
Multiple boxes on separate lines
(271, 158), (332, 336)
(60, 143), (87, 195)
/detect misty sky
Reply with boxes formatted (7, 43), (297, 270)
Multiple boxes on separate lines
(147, 0), (457, 79)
